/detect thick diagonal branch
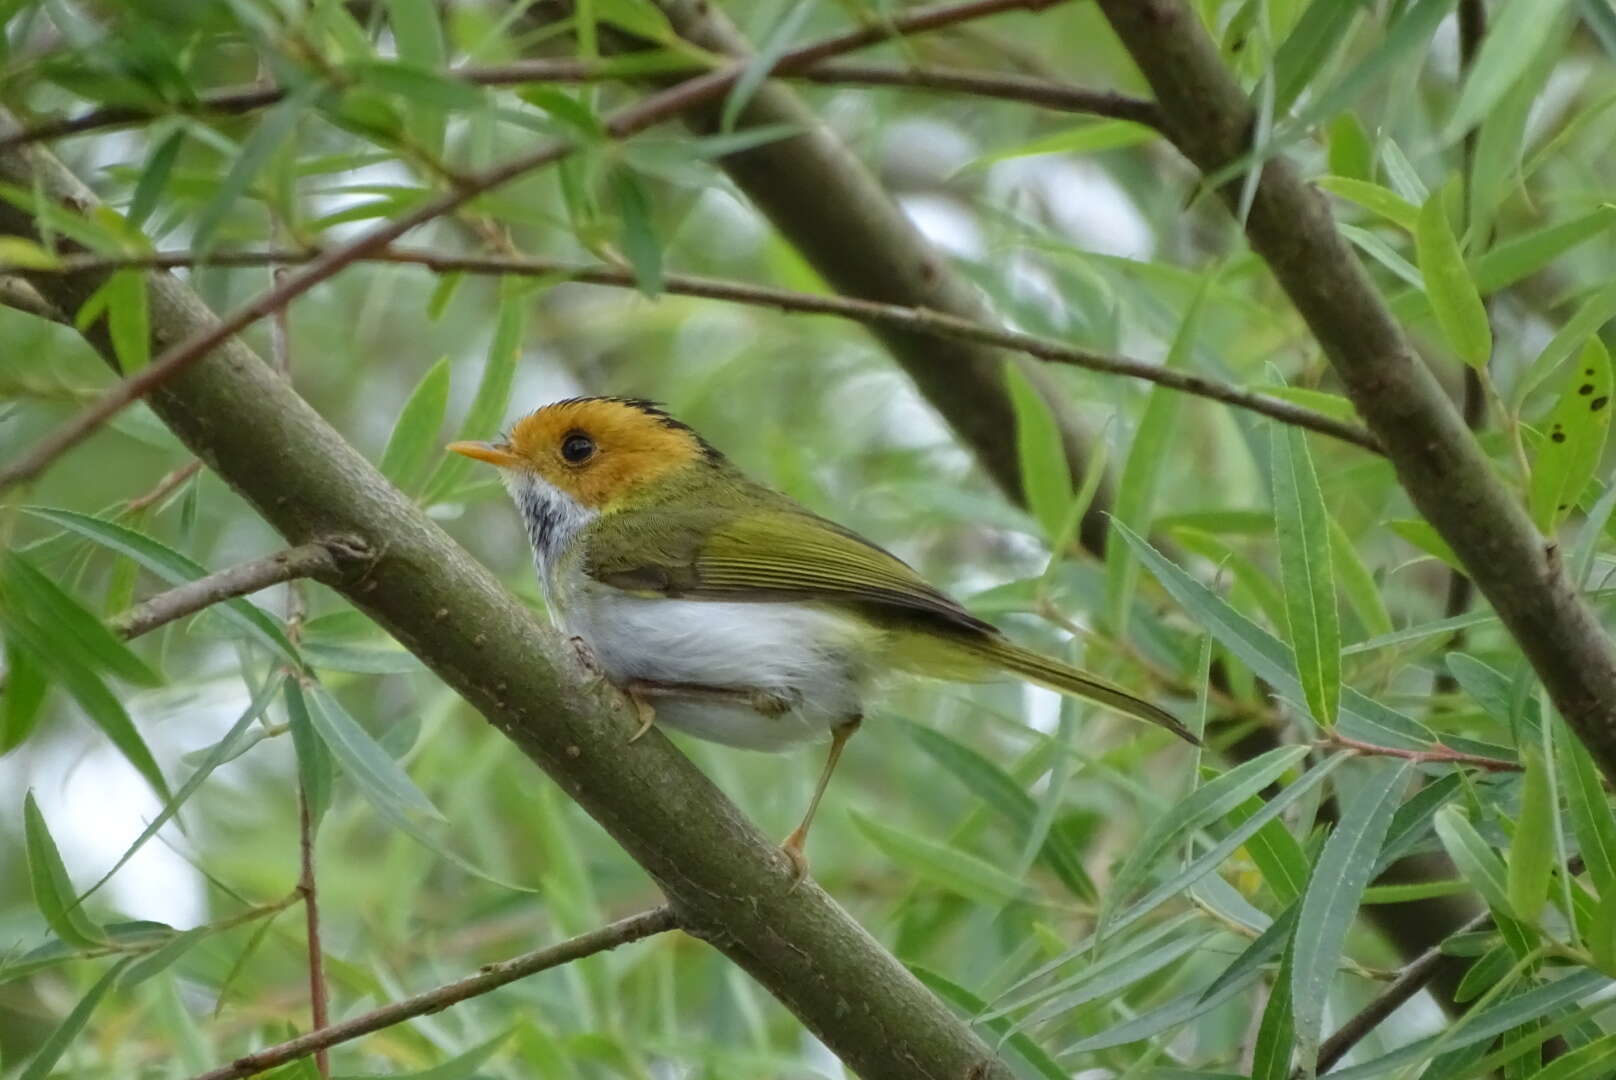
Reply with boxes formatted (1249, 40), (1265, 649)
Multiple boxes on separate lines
(1094, 0), (1616, 784)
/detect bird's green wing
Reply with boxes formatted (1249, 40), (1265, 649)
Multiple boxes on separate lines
(586, 509), (994, 635)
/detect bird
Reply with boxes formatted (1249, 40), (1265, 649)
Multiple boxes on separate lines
(449, 396), (1195, 878)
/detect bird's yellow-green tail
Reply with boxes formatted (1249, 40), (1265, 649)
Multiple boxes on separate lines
(972, 638), (1200, 745)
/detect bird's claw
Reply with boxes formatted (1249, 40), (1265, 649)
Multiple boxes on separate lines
(780, 828), (810, 890)
(627, 691), (656, 742)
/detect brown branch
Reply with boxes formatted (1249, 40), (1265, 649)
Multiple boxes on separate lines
(1094, 0), (1616, 786)
(3, 246), (1381, 453)
(111, 541), (345, 640)
(0, 59), (1156, 152)
(296, 789), (330, 1079)
(1323, 733), (1520, 773)
(125, 459), (203, 513)
(0, 0), (1074, 496)
(1306, 909), (1493, 1076)
(188, 906), (678, 1080)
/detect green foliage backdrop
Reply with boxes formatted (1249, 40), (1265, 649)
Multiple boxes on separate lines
(3, 0), (1616, 1077)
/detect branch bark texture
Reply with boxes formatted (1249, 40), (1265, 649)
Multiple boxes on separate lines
(1095, 0), (1616, 785)
(112, 541), (344, 640)
(0, 143), (1013, 1080)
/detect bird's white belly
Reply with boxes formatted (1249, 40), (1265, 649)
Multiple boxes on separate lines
(559, 585), (872, 751)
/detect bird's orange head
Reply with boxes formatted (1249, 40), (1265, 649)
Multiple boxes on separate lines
(448, 397), (717, 511)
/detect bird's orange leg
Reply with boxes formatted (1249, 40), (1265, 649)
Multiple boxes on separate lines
(781, 716), (862, 886)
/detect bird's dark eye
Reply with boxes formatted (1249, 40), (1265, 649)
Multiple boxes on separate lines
(560, 432), (595, 464)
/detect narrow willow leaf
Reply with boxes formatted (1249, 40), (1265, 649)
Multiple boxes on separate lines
(1292, 761), (1413, 1069)
(1511, 280), (1616, 410)
(18, 958), (133, 1080)
(1529, 1032), (1616, 1080)
(907, 966), (1067, 1080)
(1103, 746), (1310, 937)
(1113, 521), (1436, 748)
(1326, 970), (1608, 1079)
(24, 792), (104, 947)
(1280, 0), (1451, 139)
(719, 0), (810, 133)
(1472, 207), (1616, 296)
(1316, 175), (1419, 231)
(192, 93), (307, 251)
(105, 269), (149, 372)
(906, 723), (1094, 901)
(1591, 888), (1616, 975)
(1, 636), (49, 754)
(120, 926), (208, 988)
(1327, 111), (1373, 181)
(304, 684), (443, 822)
(1229, 793), (1310, 905)
(1007, 932), (1212, 1037)
(1443, 0), (1576, 142)
(1436, 805), (1514, 916)
(1557, 725), (1616, 899)
(1507, 748), (1556, 923)
(1271, 0), (1364, 112)
(1005, 365), (1071, 544)
(127, 132), (182, 223)
(25, 508), (298, 665)
(1252, 945), (1295, 1080)
(1416, 185), (1492, 369)
(79, 674), (284, 907)
(1328, 516), (1393, 638)
(1058, 963), (1264, 1054)
(1387, 518), (1463, 570)
(613, 167), (663, 296)
(285, 681), (332, 830)
(380, 356), (451, 495)
(1106, 275), (1212, 634)
(1457, 944), (1515, 1003)
(849, 810), (1024, 907)
(1379, 772), (1464, 870)
(1271, 424), (1340, 727)
(1528, 337), (1613, 533)
(0, 552), (159, 686)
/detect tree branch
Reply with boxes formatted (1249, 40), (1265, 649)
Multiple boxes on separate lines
(0, 0), (1058, 496)
(6, 247), (1379, 452)
(1322, 734), (1520, 773)
(110, 541), (345, 641)
(1094, 0), (1616, 785)
(1305, 910), (1493, 1077)
(189, 906), (679, 1080)
(0, 59), (1156, 152)
(0, 135), (1016, 1080)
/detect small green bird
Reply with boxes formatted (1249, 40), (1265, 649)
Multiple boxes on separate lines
(450, 397), (1194, 875)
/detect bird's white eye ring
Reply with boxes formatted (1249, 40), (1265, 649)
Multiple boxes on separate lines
(561, 431), (595, 464)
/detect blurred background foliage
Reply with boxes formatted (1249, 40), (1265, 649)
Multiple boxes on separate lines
(2, 0), (1616, 1076)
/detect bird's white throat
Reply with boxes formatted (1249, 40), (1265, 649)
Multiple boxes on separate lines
(502, 471), (595, 590)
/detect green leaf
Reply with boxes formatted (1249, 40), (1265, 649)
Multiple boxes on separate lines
(1456, 943), (1515, 1003)
(1531, 1033), (1616, 1080)
(1292, 761), (1413, 1069)
(0, 552), (159, 687)
(905, 722), (1095, 900)
(1416, 184), (1492, 369)
(1107, 275), (1212, 635)
(346, 60), (486, 109)
(964, 119), (1158, 170)
(1327, 111), (1373, 181)
(1005, 930), (1212, 1037)
(612, 167), (663, 297)
(1229, 793), (1311, 905)
(1005, 365), (1072, 543)
(2, 636), (50, 754)
(192, 92), (308, 251)
(1436, 804), (1514, 916)
(380, 356), (451, 494)
(304, 683), (444, 823)
(286, 681), (334, 831)
(1472, 207), (1616, 296)
(1328, 516), (1393, 639)
(1387, 517), (1463, 571)
(1507, 748), (1557, 923)
(105, 269), (149, 372)
(907, 966), (1068, 1080)
(1316, 175), (1419, 231)
(849, 810), (1025, 907)
(300, 641), (424, 674)
(1271, 0), (1366, 112)
(1271, 423), (1340, 727)
(1251, 944), (1295, 1080)
(1511, 280), (1616, 411)
(1528, 337), (1613, 533)
(1557, 724), (1616, 900)
(1591, 887), (1616, 976)
(1443, 0), (1576, 142)
(385, 0), (445, 69)
(120, 926), (208, 988)
(24, 792), (105, 948)
(1102, 746), (1310, 937)
(25, 508), (299, 665)
(18, 957), (133, 1080)
(1113, 521), (1437, 749)
(719, 0), (810, 133)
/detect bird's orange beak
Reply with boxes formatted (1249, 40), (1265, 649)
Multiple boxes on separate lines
(447, 440), (522, 467)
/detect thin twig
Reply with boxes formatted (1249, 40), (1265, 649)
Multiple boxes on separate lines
(1306, 910), (1492, 1076)
(125, 459), (203, 513)
(0, 58), (1157, 152)
(111, 541), (342, 640)
(0, 0), (1071, 495)
(187, 906), (679, 1080)
(296, 790), (330, 1079)
(1, 247), (1383, 453)
(0, 274), (61, 321)
(1322, 733), (1520, 772)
